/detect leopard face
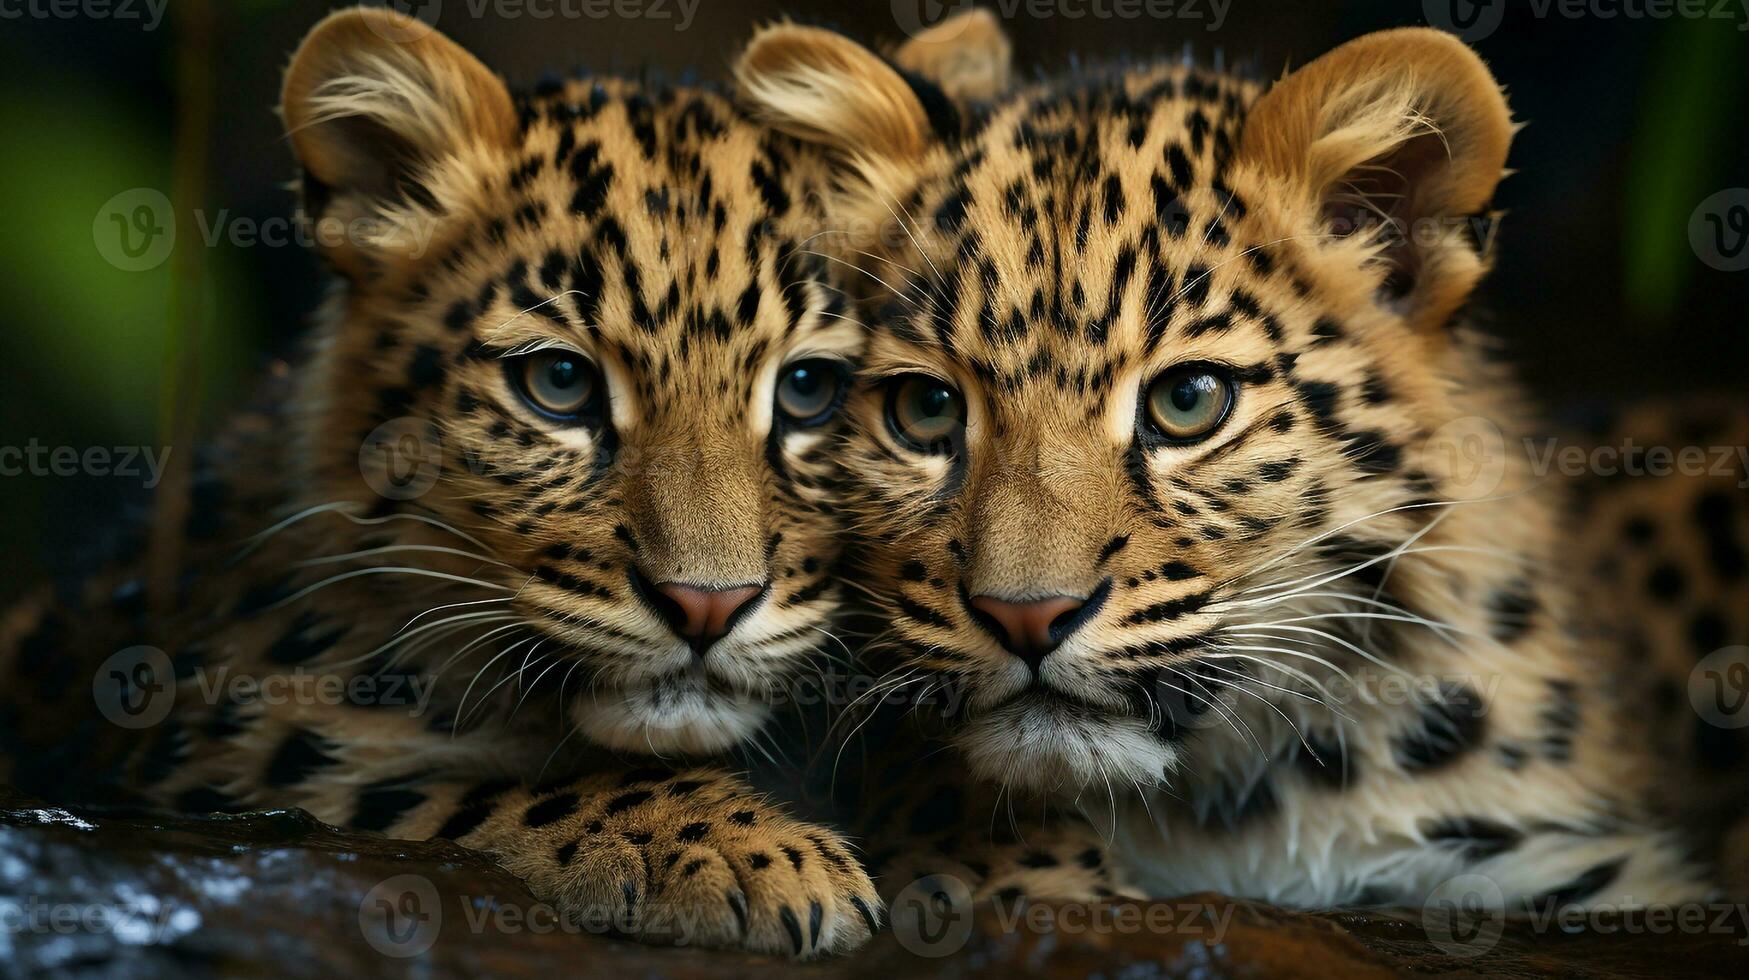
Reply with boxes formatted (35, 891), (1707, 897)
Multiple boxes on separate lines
(740, 27), (1524, 791)
(281, 11), (858, 755)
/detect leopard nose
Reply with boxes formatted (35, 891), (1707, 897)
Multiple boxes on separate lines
(968, 593), (1088, 667)
(652, 583), (765, 656)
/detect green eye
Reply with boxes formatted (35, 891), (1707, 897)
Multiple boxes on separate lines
(774, 359), (845, 425)
(513, 350), (601, 421)
(1144, 366), (1234, 442)
(886, 374), (966, 452)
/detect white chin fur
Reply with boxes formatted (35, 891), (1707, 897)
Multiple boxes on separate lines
(572, 679), (770, 756)
(959, 697), (1177, 795)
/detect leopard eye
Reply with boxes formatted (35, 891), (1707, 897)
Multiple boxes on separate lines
(510, 350), (601, 422)
(886, 374), (966, 453)
(1144, 365), (1235, 443)
(774, 359), (846, 426)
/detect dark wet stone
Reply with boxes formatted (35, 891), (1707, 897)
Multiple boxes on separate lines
(3, 788), (1747, 978)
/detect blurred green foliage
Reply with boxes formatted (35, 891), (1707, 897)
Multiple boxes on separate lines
(1622, 15), (1743, 319)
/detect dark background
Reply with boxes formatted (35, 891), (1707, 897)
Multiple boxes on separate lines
(1, 0), (1744, 599)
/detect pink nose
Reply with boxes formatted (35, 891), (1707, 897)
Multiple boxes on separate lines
(653, 582), (764, 654)
(969, 594), (1087, 663)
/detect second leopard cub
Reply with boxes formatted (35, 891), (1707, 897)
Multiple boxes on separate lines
(741, 21), (1725, 910)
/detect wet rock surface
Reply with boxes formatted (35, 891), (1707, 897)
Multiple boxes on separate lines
(4, 788), (1748, 979)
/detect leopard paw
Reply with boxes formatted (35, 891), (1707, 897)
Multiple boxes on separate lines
(525, 773), (881, 957)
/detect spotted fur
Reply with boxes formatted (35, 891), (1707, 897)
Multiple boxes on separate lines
(740, 21), (1721, 911)
(0, 7), (884, 956)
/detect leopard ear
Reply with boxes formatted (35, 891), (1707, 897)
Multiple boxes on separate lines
(1239, 28), (1514, 333)
(281, 7), (516, 276)
(735, 23), (935, 166)
(891, 8), (1012, 104)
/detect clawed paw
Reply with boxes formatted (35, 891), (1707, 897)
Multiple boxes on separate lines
(530, 774), (881, 957)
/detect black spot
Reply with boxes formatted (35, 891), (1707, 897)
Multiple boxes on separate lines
(1646, 563), (1687, 603)
(900, 560), (928, 582)
(1018, 851), (1059, 869)
(1295, 733), (1358, 789)
(1158, 561), (1199, 581)
(556, 840), (579, 865)
(264, 729), (340, 787)
(1689, 608), (1729, 654)
(176, 787), (239, 813)
(1098, 535), (1131, 563)
(730, 809), (756, 826)
(1622, 515), (1657, 545)
(677, 821), (710, 843)
(350, 786), (427, 833)
(436, 802), (494, 840)
(406, 345), (445, 389)
(1394, 682), (1488, 773)
(605, 789), (653, 815)
(1421, 817), (1523, 860)
(1487, 579), (1539, 642)
(1343, 430), (1402, 475)
(265, 613), (347, 666)
(1534, 858), (1626, 909)
(524, 793), (581, 827)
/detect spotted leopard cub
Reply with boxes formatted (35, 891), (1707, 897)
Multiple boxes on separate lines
(0, 7), (882, 956)
(742, 24), (1719, 909)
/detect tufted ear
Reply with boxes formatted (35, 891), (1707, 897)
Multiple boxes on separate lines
(891, 8), (1012, 104)
(281, 7), (517, 277)
(735, 23), (937, 170)
(1239, 28), (1514, 333)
